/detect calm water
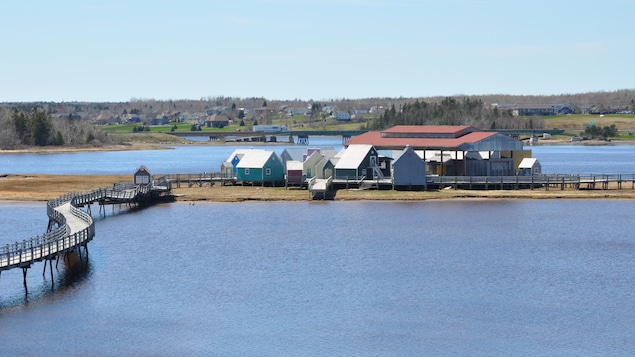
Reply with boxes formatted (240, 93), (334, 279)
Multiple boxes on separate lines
(0, 137), (344, 175)
(2, 141), (635, 175)
(2, 144), (635, 355)
(1, 200), (635, 356)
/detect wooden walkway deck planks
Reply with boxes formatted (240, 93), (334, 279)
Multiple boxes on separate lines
(1, 182), (170, 289)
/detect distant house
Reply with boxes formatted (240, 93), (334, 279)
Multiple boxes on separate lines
(127, 115), (141, 123)
(287, 108), (305, 117)
(151, 114), (170, 126)
(235, 150), (285, 184)
(515, 104), (556, 116)
(392, 145), (427, 189)
(206, 107), (230, 116)
(94, 114), (114, 125)
(205, 114), (230, 128)
(334, 144), (382, 180)
(553, 104), (573, 114)
(518, 158), (542, 176)
(334, 111), (351, 121)
(134, 165), (152, 186)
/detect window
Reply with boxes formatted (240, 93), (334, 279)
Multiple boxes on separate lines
(265, 168), (271, 176)
(245, 168), (250, 175)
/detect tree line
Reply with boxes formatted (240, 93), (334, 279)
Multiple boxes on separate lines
(369, 97), (544, 130)
(0, 107), (110, 149)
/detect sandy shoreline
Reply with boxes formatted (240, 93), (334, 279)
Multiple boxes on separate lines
(2, 174), (635, 203)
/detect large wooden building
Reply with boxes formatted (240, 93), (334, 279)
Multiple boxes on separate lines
(346, 125), (530, 176)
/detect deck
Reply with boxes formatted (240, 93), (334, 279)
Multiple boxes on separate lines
(308, 177), (334, 199)
(0, 183), (170, 288)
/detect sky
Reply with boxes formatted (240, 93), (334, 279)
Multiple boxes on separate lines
(1, 0), (634, 102)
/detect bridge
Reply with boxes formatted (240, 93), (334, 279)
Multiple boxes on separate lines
(485, 128), (566, 138)
(167, 130), (368, 143)
(0, 183), (170, 290)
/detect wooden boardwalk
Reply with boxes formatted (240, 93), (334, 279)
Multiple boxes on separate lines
(308, 177), (333, 199)
(0, 183), (169, 289)
(427, 174), (635, 190)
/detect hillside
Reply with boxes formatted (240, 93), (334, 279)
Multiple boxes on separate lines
(2, 90), (635, 148)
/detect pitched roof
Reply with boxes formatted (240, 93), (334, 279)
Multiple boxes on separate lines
(224, 149), (253, 163)
(381, 125), (475, 137)
(519, 158), (539, 168)
(347, 130), (498, 150)
(281, 148), (307, 162)
(335, 144), (373, 169)
(286, 160), (303, 171)
(236, 150), (277, 168)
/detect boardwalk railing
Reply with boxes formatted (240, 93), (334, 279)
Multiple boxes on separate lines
(157, 172), (235, 188)
(428, 174), (635, 190)
(1, 184), (149, 273)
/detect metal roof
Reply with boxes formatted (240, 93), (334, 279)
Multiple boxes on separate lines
(518, 158), (539, 168)
(381, 125), (475, 138)
(286, 160), (303, 171)
(235, 150), (277, 168)
(335, 144), (373, 169)
(347, 130), (507, 150)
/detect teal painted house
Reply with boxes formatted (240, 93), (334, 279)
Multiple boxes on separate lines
(235, 150), (285, 184)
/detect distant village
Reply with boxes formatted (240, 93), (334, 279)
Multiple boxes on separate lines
(63, 102), (633, 128)
(24, 91), (630, 129)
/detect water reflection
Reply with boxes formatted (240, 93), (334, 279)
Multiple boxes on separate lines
(0, 251), (92, 310)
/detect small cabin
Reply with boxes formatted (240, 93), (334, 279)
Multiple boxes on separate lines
(392, 146), (427, 189)
(235, 150), (285, 184)
(334, 144), (380, 180)
(518, 158), (541, 176)
(134, 165), (153, 186)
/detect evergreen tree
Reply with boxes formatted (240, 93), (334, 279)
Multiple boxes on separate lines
(29, 109), (52, 146)
(12, 109), (27, 142)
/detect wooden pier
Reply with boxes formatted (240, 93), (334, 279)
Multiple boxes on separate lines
(308, 176), (334, 199)
(0, 183), (171, 290)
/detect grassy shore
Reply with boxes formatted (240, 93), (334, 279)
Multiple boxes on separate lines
(2, 174), (635, 202)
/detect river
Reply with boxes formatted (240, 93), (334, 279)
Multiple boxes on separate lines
(1, 143), (635, 356)
(2, 140), (635, 175)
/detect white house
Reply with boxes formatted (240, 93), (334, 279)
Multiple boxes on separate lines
(518, 158), (542, 176)
(334, 111), (351, 121)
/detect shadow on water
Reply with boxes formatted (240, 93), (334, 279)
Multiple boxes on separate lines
(1, 202), (163, 311)
(0, 247), (93, 312)
(0, 198), (171, 315)
(87, 199), (171, 222)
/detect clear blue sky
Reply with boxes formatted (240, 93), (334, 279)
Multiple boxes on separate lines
(2, 0), (633, 102)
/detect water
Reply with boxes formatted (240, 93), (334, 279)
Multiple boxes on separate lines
(2, 141), (634, 175)
(1, 200), (635, 355)
(0, 136), (344, 175)
(2, 143), (635, 355)
(531, 144), (635, 174)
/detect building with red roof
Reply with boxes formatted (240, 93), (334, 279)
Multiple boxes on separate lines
(346, 125), (531, 176)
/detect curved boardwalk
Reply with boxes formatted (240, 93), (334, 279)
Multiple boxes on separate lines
(0, 185), (154, 287)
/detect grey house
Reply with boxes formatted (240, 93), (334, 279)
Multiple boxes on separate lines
(392, 146), (426, 189)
